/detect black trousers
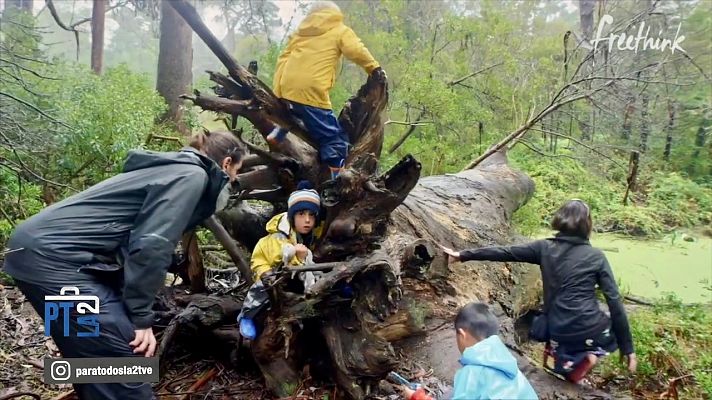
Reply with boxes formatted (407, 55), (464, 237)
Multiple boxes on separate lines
(15, 274), (155, 400)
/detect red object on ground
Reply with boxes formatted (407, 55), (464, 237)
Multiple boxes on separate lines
(409, 387), (433, 400)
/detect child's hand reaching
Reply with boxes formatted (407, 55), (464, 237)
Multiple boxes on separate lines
(294, 244), (309, 261)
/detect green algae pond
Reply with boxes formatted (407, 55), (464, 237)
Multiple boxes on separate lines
(592, 232), (711, 304)
(536, 230), (712, 304)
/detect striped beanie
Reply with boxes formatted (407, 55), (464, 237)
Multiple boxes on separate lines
(287, 181), (321, 220)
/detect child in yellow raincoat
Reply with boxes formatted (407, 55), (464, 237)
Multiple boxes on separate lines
(250, 181), (323, 282)
(238, 182), (323, 340)
(266, 1), (385, 179)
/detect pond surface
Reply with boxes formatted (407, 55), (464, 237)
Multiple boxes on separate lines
(536, 230), (712, 303)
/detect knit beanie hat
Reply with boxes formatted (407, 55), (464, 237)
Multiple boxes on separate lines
(288, 181), (321, 221)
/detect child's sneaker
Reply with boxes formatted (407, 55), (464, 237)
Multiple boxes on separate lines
(328, 159), (346, 180)
(239, 317), (257, 340)
(328, 166), (344, 180)
(266, 126), (288, 145)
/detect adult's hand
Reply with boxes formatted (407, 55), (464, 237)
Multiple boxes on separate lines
(438, 244), (461, 264)
(130, 327), (157, 357)
(623, 352), (637, 373)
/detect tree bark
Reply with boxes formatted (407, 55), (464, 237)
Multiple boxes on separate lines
(663, 101), (675, 161)
(579, 0), (596, 40)
(623, 151), (640, 205)
(640, 92), (650, 153)
(622, 97), (635, 142)
(157, 0), (193, 136)
(90, 0), (105, 75)
(693, 112), (710, 160)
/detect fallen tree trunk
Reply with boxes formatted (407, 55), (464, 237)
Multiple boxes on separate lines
(386, 150), (541, 317)
(161, 2), (542, 399)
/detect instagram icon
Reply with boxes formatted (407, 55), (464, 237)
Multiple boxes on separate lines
(49, 360), (72, 381)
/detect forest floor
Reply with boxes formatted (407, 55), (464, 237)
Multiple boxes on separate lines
(0, 279), (654, 400)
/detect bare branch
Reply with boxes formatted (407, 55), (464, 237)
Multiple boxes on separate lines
(68, 1), (127, 29)
(0, 91), (71, 128)
(448, 62), (504, 87)
(528, 127), (626, 169)
(384, 120), (433, 127)
(388, 109), (429, 154)
(0, 58), (60, 80)
(0, 155), (78, 193)
(517, 139), (583, 163)
(45, 0), (81, 61)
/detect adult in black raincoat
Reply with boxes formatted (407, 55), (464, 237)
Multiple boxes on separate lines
(440, 199), (637, 384)
(2, 131), (245, 399)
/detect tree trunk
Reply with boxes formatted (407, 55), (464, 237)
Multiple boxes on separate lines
(663, 101), (675, 161)
(6, 0), (32, 12)
(157, 0), (193, 136)
(579, 0), (596, 40)
(639, 92), (650, 153)
(622, 97), (635, 142)
(90, 0), (106, 75)
(623, 151), (640, 205)
(693, 113), (710, 160)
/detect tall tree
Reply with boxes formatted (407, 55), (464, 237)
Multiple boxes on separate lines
(692, 111), (711, 160)
(578, 0), (597, 142)
(663, 101), (676, 161)
(6, 0), (33, 12)
(578, 0), (595, 40)
(156, 0), (193, 135)
(90, 0), (106, 74)
(639, 91), (650, 153)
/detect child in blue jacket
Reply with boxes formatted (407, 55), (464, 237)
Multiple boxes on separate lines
(401, 302), (538, 400)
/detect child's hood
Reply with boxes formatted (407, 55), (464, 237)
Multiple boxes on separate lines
(296, 8), (344, 36)
(459, 335), (519, 379)
(265, 212), (291, 237)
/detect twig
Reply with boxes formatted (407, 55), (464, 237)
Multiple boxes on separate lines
(0, 92), (70, 128)
(528, 127), (627, 170)
(203, 215), (252, 285)
(178, 367), (218, 400)
(45, 0), (81, 61)
(0, 57), (60, 80)
(680, 52), (711, 81)
(660, 374), (694, 400)
(624, 294), (653, 306)
(0, 207), (15, 228)
(516, 139), (582, 162)
(24, 358), (44, 369)
(0, 148), (78, 193)
(448, 62), (504, 87)
(384, 120), (433, 127)
(67, 1), (127, 29)
(388, 109), (428, 154)
(145, 133), (183, 145)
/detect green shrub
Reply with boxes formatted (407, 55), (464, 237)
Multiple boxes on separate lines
(511, 153), (712, 237)
(599, 294), (712, 398)
(40, 63), (167, 186)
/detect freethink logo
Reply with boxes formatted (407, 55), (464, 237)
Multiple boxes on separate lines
(44, 287), (100, 337)
(591, 14), (687, 54)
